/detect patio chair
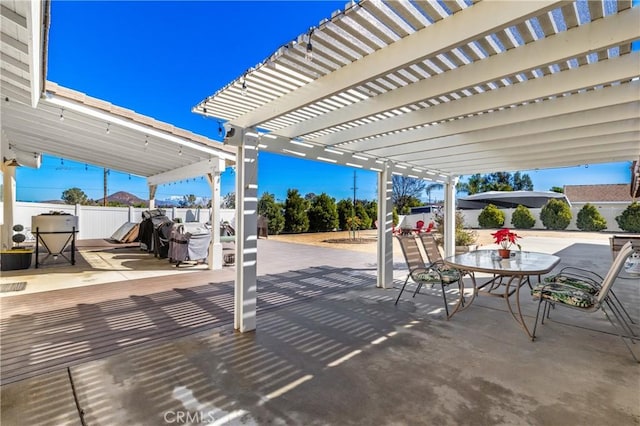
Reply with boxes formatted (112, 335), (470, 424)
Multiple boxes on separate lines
(531, 241), (639, 362)
(394, 235), (462, 318)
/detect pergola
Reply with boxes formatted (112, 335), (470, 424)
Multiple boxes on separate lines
(1, 0), (236, 268)
(193, 0), (640, 331)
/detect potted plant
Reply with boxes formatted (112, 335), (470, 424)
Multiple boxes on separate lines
(1, 224), (34, 271)
(491, 228), (521, 259)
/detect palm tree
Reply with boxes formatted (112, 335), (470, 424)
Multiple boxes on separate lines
(425, 183), (443, 206)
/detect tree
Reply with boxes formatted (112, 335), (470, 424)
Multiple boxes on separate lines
(512, 172), (533, 191)
(364, 200), (378, 227)
(478, 204), (505, 228)
(336, 199), (354, 230)
(258, 192), (285, 235)
(457, 172), (535, 195)
(511, 205), (536, 229)
(615, 202), (640, 232)
(221, 192), (235, 209)
(283, 189), (309, 233)
(395, 195), (422, 215)
(307, 193), (339, 232)
(425, 183), (443, 205)
(550, 186), (564, 193)
(576, 203), (607, 232)
(179, 194), (198, 208)
(61, 187), (89, 205)
(392, 175), (426, 213)
(540, 199), (572, 230)
(354, 202), (371, 229)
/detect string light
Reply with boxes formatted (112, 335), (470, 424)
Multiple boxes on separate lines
(178, 146), (183, 156)
(106, 123), (110, 134)
(144, 135), (149, 148)
(59, 108), (64, 121)
(218, 121), (223, 137)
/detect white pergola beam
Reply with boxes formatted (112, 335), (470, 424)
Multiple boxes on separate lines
(319, 53), (640, 147)
(420, 135), (640, 168)
(233, 1), (564, 129)
(386, 116), (640, 161)
(27, 0), (42, 108)
(253, 132), (450, 183)
(352, 83), (640, 154)
(147, 158), (225, 186)
(278, 7), (640, 139)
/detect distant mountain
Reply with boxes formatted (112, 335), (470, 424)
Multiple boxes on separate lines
(97, 191), (147, 207)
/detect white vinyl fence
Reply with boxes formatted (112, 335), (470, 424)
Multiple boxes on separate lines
(9, 202), (235, 240)
(401, 202), (632, 233)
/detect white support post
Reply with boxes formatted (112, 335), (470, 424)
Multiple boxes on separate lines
(206, 161), (224, 270)
(1, 163), (17, 250)
(377, 162), (394, 288)
(443, 176), (459, 258)
(148, 185), (157, 210)
(234, 130), (259, 332)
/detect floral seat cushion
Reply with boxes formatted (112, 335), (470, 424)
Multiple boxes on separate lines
(414, 268), (460, 284)
(543, 275), (597, 294)
(531, 283), (595, 308)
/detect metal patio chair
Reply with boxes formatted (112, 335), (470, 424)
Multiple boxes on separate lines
(531, 241), (639, 362)
(395, 235), (462, 318)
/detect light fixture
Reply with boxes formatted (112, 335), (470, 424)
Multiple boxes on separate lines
(305, 28), (314, 61)
(59, 108), (64, 121)
(178, 146), (183, 156)
(144, 135), (149, 147)
(106, 123), (110, 134)
(241, 74), (248, 96)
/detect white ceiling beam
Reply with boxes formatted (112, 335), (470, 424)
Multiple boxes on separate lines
(148, 158), (225, 186)
(316, 53), (640, 146)
(374, 105), (640, 159)
(276, 7), (640, 138)
(231, 0), (564, 128)
(341, 82), (640, 153)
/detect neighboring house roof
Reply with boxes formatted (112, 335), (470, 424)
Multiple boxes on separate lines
(563, 184), (634, 203)
(457, 190), (570, 209)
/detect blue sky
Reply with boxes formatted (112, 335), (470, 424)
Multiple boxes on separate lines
(16, 1), (633, 203)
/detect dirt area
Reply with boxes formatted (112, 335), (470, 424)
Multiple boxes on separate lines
(269, 229), (613, 253)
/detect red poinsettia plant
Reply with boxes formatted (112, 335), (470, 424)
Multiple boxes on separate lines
(491, 228), (521, 250)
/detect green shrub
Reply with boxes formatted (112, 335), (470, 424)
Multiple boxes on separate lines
(511, 205), (535, 229)
(576, 203), (607, 231)
(283, 189), (309, 233)
(478, 204), (505, 228)
(392, 207), (399, 227)
(434, 210), (478, 246)
(616, 202), (640, 232)
(540, 199), (572, 230)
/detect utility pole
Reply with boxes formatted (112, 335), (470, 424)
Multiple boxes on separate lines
(350, 171), (358, 239)
(103, 168), (108, 206)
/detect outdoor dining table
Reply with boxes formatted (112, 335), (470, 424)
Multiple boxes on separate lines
(444, 250), (561, 339)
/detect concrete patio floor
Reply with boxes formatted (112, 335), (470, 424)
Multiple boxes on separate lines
(1, 237), (639, 425)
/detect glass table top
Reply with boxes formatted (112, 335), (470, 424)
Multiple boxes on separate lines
(444, 250), (561, 275)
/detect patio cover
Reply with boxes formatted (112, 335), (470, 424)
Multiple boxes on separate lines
(193, 0), (640, 332)
(0, 1), (236, 268)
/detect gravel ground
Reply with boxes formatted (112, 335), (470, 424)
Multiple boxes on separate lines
(269, 228), (614, 254)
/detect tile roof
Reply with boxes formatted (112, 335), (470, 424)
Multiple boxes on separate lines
(563, 184), (634, 203)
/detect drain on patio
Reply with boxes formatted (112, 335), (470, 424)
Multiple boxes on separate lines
(1, 282), (27, 292)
